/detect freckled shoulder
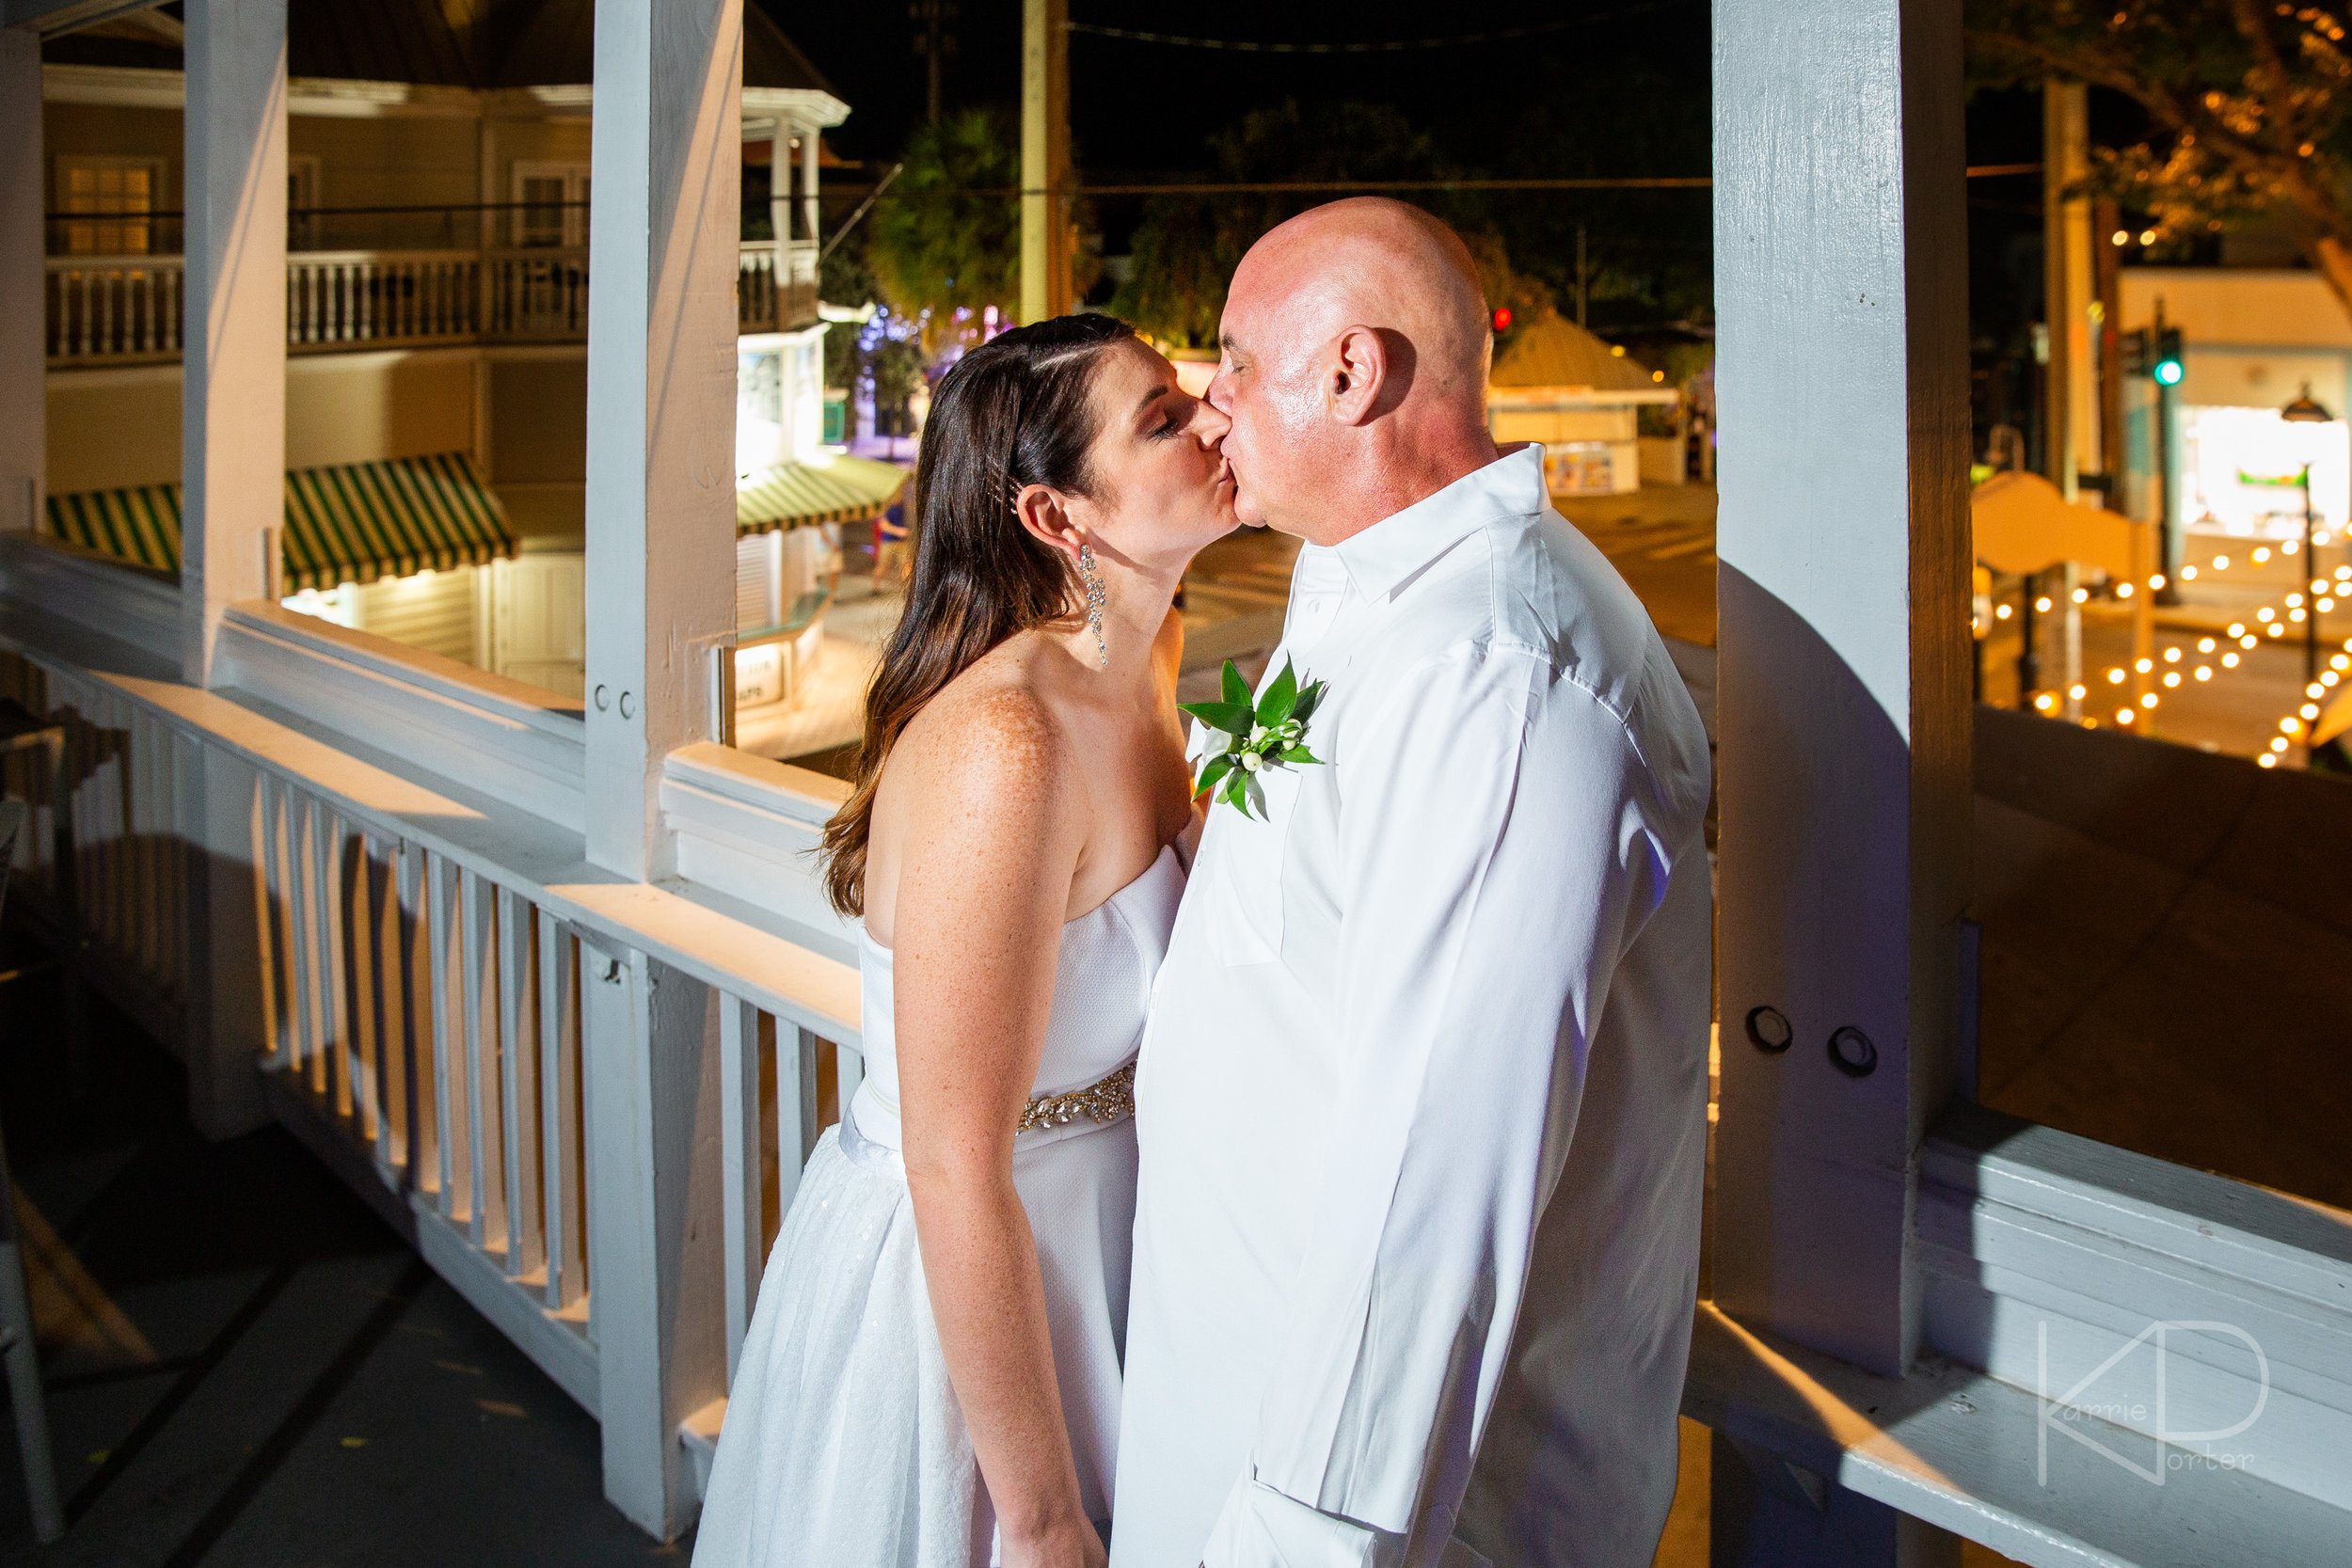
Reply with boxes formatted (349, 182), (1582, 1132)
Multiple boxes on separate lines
(892, 668), (1073, 829)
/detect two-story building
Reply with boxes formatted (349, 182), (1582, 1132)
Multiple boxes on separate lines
(36, 0), (901, 713)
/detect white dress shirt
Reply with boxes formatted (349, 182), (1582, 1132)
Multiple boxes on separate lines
(1111, 445), (1714, 1568)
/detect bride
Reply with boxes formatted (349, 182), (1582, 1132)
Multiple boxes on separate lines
(692, 314), (1237, 1568)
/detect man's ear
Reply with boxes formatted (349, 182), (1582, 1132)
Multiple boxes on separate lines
(1012, 483), (1084, 562)
(1326, 325), (1388, 426)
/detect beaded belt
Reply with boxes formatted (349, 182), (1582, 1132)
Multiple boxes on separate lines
(1017, 1061), (1137, 1134)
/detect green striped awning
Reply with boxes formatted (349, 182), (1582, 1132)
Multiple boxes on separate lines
(736, 453), (911, 537)
(44, 452), (518, 594)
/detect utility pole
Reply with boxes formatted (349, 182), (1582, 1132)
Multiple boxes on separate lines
(911, 0), (954, 124)
(1020, 0), (1072, 323)
(2043, 80), (2094, 713)
(1575, 224), (1589, 328)
(2042, 81), (2095, 499)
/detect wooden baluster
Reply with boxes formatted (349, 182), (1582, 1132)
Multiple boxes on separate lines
(373, 839), (411, 1178)
(318, 805), (353, 1117)
(459, 869), (507, 1250)
(259, 770), (294, 1067)
(834, 1038), (863, 1123)
(538, 908), (585, 1312)
(425, 851), (467, 1221)
(498, 886), (544, 1280)
(289, 789), (325, 1092)
(781, 1026), (820, 1209)
(719, 994), (763, 1382)
(348, 833), (386, 1152)
(401, 846), (437, 1197)
(76, 271), (93, 357)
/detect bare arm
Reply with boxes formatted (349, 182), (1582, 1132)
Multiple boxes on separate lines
(889, 691), (1104, 1567)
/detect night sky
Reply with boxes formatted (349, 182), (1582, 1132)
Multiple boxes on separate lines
(760, 0), (1712, 174)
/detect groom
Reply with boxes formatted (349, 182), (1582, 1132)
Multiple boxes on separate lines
(1111, 200), (1715, 1568)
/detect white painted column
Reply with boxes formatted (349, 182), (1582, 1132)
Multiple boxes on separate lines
(0, 29), (42, 538)
(181, 0), (288, 685)
(580, 943), (724, 1538)
(582, 0), (742, 880)
(1711, 0), (1971, 1395)
(578, 0), (740, 1539)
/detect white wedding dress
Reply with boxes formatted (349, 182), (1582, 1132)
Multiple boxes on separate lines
(692, 844), (1185, 1568)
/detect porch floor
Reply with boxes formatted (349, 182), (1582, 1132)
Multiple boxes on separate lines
(0, 942), (685, 1566)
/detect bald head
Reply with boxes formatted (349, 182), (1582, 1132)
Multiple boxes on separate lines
(1231, 198), (1492, 404)
(1205, 198), (1502, 543)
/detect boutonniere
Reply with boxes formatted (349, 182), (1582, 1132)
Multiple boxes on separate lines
(1180, 657), (1327, 819)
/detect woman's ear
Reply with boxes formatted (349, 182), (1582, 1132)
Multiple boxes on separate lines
(1011, 482), (1085, 562)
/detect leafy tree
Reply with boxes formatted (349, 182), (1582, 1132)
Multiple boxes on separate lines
(1969, 1), (2352, 312)
(867, 107), (1023, 337)
(1112, 101), (1549, 348)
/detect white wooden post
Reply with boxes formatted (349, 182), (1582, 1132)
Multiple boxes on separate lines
(766, 122), (790, 253)
(799, 119), (819, 254)
(0, 28), (42, 538)
(181, 0), (287, 685)
(1711, 0), (1971, 1416)
(581, 942), (725, 1538)
(580, 0), (741, 1537)
(178, 739), (272, 1136)
(582, 0), (742, 881)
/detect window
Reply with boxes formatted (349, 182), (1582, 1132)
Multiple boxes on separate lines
(56, 157), (164, 256)
(511, 162), (590, 249)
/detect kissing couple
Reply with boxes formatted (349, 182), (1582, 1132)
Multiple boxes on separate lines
(693, 199), (1714, 1568)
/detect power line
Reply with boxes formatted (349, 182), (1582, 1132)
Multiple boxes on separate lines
(1065, 3), (1696, 54)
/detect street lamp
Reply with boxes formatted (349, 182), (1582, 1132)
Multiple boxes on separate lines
(2281, 383), (2333, 686)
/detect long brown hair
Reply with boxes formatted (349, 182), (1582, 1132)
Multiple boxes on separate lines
(821, 313), (1139, 917)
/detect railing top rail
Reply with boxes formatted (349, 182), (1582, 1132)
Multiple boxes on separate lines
(284, 248), (485, 265)
(45, 253), (184, 270)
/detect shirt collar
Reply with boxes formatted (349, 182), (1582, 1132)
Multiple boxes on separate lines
(1329, 443), (1549, 604)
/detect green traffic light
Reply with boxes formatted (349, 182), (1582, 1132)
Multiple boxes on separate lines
(2155, 359), (2184, 386)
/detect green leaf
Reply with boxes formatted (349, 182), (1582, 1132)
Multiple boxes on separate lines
(1221, 658), (1251, 708)
(1178, 700), (1255, 734)
(1243, 773), (1268, 818)
(1257, 659), (1299, 725)
(1279, 745), (1321, 766)
(1292, 679), (1327, 723)
(1220, 772), (1251, 816)
(1195, 754), (1234, 797)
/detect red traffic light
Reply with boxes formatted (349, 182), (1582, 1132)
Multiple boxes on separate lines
(1492, 307), (1513, 332)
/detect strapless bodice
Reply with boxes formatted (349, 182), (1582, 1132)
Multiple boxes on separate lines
(850, 844), (1185, 1153)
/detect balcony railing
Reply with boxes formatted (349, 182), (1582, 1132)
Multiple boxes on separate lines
(738, 239), (818, 337)
(46, 241), (814, 365)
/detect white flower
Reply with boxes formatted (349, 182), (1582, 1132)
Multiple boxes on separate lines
(1248, 724), (1271, 749)
(1239, 750), (1263, 772)
(1201, 728), (1233, 757)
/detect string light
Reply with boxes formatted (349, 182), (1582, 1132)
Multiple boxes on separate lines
(2035, 595), (2054, 612)
(2195, 665), (2214, 681)
(2260, 752), (2280, 768)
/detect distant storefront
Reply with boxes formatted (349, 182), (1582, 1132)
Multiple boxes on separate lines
(1485, 310), (1679, 496)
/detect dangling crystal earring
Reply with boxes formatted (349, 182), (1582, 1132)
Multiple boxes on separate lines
(1078, 543), (1109, 669)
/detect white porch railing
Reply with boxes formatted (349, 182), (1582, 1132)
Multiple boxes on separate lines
(287, 250), (483, 347)
(47, 246), (806, 364)
(44, 255), (184, 364)
(737, 238), (818, 337)
(0, 589), (862, 1533)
